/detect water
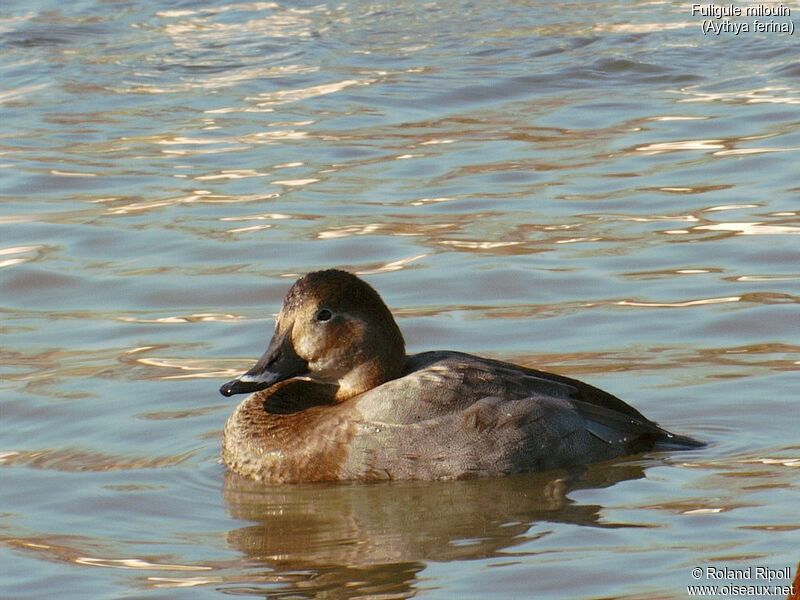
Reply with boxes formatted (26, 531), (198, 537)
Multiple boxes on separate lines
(1, 0), (798, 597)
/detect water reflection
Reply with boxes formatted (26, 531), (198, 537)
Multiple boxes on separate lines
(220, 463), (649, 596)
(0, 448), (196, 471)
(676, 86), (800, 105)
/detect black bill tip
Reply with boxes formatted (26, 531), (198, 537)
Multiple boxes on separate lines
(219, 380), (238, 397)
(220, 378), (271, 397)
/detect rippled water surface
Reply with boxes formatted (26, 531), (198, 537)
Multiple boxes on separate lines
(2, 0), (799, 598)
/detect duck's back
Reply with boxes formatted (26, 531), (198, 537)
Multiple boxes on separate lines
(340, 351), (700, 481)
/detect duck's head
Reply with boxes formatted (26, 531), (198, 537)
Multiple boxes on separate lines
(220, 270), (406, 402)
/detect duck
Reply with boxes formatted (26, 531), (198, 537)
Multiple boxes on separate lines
(219, 269), (703, 483)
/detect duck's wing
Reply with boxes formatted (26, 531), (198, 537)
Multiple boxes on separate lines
(372, 351), (702, 449)
(344, 351), (701, 480)
(346, 392), (666, 480)
(391, 351), (619, 410)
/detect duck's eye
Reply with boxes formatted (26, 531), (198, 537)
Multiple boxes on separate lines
(315, 308), (332, 322)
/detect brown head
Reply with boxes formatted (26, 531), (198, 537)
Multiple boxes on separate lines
(220, 270), (406, 401)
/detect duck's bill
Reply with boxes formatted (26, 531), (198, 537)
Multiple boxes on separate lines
(219, 326), (308, 397)
(219, 372), (282, 397)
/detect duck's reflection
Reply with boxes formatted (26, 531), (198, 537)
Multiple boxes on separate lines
(222, 461), (650, 597)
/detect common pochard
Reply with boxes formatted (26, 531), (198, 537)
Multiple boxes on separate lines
(220, 270), (702, 482)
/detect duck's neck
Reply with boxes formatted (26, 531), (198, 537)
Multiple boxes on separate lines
(334, 354), (406, 402)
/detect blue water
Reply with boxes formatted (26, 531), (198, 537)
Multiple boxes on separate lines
(1, 1), (799, 598)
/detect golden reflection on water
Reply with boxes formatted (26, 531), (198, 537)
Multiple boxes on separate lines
(714, 148), (797, 157)
(4, 536), (212, 575)
(676, 86), (800, 105)
(355, 254), (428, 274)
(0, 448), (196, 471)
(222, 224), (273, 234)
(2, 343), (248, 395)
(513, 343), (799, 378)
(74, 557), (211, 570)
(732, 275), (800, 282)
(703, 203), (759, 211)
(270, 177), (318, 186)
(131, 357), (239, 381)
(132, 199), (795, 255)
(247, 79), (372, 107)
(194, 169), (270, 180)
(147, 576), (224, 588)
(48, 169), (98, 178)
(617, 296), (742, 308)
(317, 222), (456, 239)
(694, 222), (800, 236)
(595, 21), (693, 34)
(219, 212), (295, 221)
(121, 347), (245, 381)
(118, 313), (247, 324)
(0, 245), (49, 268)
(100, 191), (281, 216)
(635, 139), (726, 154)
